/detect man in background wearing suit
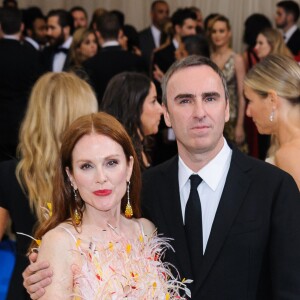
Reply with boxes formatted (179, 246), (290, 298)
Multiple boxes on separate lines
(83, 12), (146, 104)
(0, 7), (40, 161)
(142, 56), (300, 299)
(139, 0), (169, 71)
(22, 56), (300, 300)
(41, 9), (73, 72)
(275, 0), (300, 60)
(152, 8), (197, 78)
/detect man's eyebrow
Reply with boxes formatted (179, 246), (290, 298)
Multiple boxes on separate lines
(201, 92), (221, 99)
(174, 93), (195, 100)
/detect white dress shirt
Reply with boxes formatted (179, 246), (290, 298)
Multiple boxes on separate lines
(178, 139), (232, 253)
(150, 25), (161, 48)
(283, 24), (298, 43)
(52, 36), (72, 72)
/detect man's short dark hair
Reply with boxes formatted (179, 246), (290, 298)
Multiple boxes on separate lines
(171, 8), (197, 27)
(47, 9), (73, 30)
(96, 12), (120, 40)
(69, 6), (88, 19)
(23, 6), (44, 32)
(277, 0), (300, 22)
(1, 7), (22, 34)
(151, 0), (168, 11)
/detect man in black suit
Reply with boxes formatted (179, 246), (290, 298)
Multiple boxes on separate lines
(275, 0), (300, 58)
(139, 0), (169, 71)
(0, 7), (40, 161)
(83, 12), (146, 103)
(40, 9), (73, 72)
(142, 56), (300, 298)
(22, 56), (300, 299)
(152, 8), (197, 76)
(23, 7), (47, 51)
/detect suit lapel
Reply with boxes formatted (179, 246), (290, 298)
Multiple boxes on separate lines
(159, 156), (193, 278)
(194, 148), (252, 294)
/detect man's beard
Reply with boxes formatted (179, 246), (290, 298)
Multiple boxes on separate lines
(276, 18), (288, 29)
(48, 30), (65, 47)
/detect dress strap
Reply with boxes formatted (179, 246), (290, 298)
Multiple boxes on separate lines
(58, 225), (82, 251)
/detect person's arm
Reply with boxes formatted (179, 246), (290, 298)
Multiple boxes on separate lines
(234, 53), (246, 145)
(0, 207), (9, 240)
(270, 173), (300, 297)
(35, 227), (74, 299)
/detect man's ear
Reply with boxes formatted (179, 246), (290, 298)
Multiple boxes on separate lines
(162, 103), (172, 127)
(96, 30), (104, 46)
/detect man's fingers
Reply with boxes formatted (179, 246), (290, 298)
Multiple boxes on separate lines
(23, 261), (50, 280)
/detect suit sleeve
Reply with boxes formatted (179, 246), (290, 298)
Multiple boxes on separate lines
(270, 174), (300, 298)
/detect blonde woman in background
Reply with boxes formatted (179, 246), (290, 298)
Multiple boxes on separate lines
(209, 15), (248, 152)
(255, 27), (294, 60)
(244, 54), (300, 189)
(68, 28), (98, 69)
(0, 72), (98, 300)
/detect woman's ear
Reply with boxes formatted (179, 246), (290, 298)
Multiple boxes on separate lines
(268, 90), (279, 109)
(66, 167), (77, 190)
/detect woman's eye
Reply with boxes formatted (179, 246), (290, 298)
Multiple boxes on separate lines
(107, 160), (118, 167)
(80, 163), (92, 170)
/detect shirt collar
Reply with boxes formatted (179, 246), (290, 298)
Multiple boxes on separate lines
(3, 34), (19, 40)
(284, 24), (297, 42)
(178, 138), (232, 191)
(25, 36), (39, 50)
(150, 25), (161, 48)
(172, 38), (179, 49)
(59, 36), (72, 49)
(102, 40), (120, 48)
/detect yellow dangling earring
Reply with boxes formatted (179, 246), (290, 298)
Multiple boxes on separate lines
(73, 187), (81, 225)
(74, 209), (81, 225)
(125, 181), (133, 218)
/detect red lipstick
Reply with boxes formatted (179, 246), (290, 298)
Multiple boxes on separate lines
(93, 190), (112, 196)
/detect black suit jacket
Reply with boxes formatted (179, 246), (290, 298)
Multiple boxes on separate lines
(83, 45), (147, 103)
(142, 148), (300, 299)
(152, 42), (176, 74)
(287, 27), (300, 56)
(0, 39), (41, 161)
(139, 27), (156, 70)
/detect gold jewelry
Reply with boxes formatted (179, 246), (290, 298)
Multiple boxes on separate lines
(74, 209), (81, 225)
(73, 187), (81, 225)
(124, 181), (133, 218)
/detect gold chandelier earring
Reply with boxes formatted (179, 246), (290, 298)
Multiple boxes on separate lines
(73, 187), (81, 225)
(125, 181), (133, 219)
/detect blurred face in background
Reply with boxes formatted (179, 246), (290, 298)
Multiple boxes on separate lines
(31, 17), (48, 45)
(47, 16), (66, 47)
(255, 33), (271, 59)
(177, 18), (197, 37)
(210, 20), (231, 48)
(78, 32), (98, 60)
(72, 10), (88, 29)
(275, 7), (288, 29)
(151, 2), (170, 30)
(140, 82), (163, 135)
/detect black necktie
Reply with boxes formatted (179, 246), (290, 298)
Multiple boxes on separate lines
(185, 174), (203, 280)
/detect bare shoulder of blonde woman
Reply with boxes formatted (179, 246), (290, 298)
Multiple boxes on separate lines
(275, 141), (300, 190)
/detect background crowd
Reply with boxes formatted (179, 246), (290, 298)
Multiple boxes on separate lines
(0, 0), (299, 299)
